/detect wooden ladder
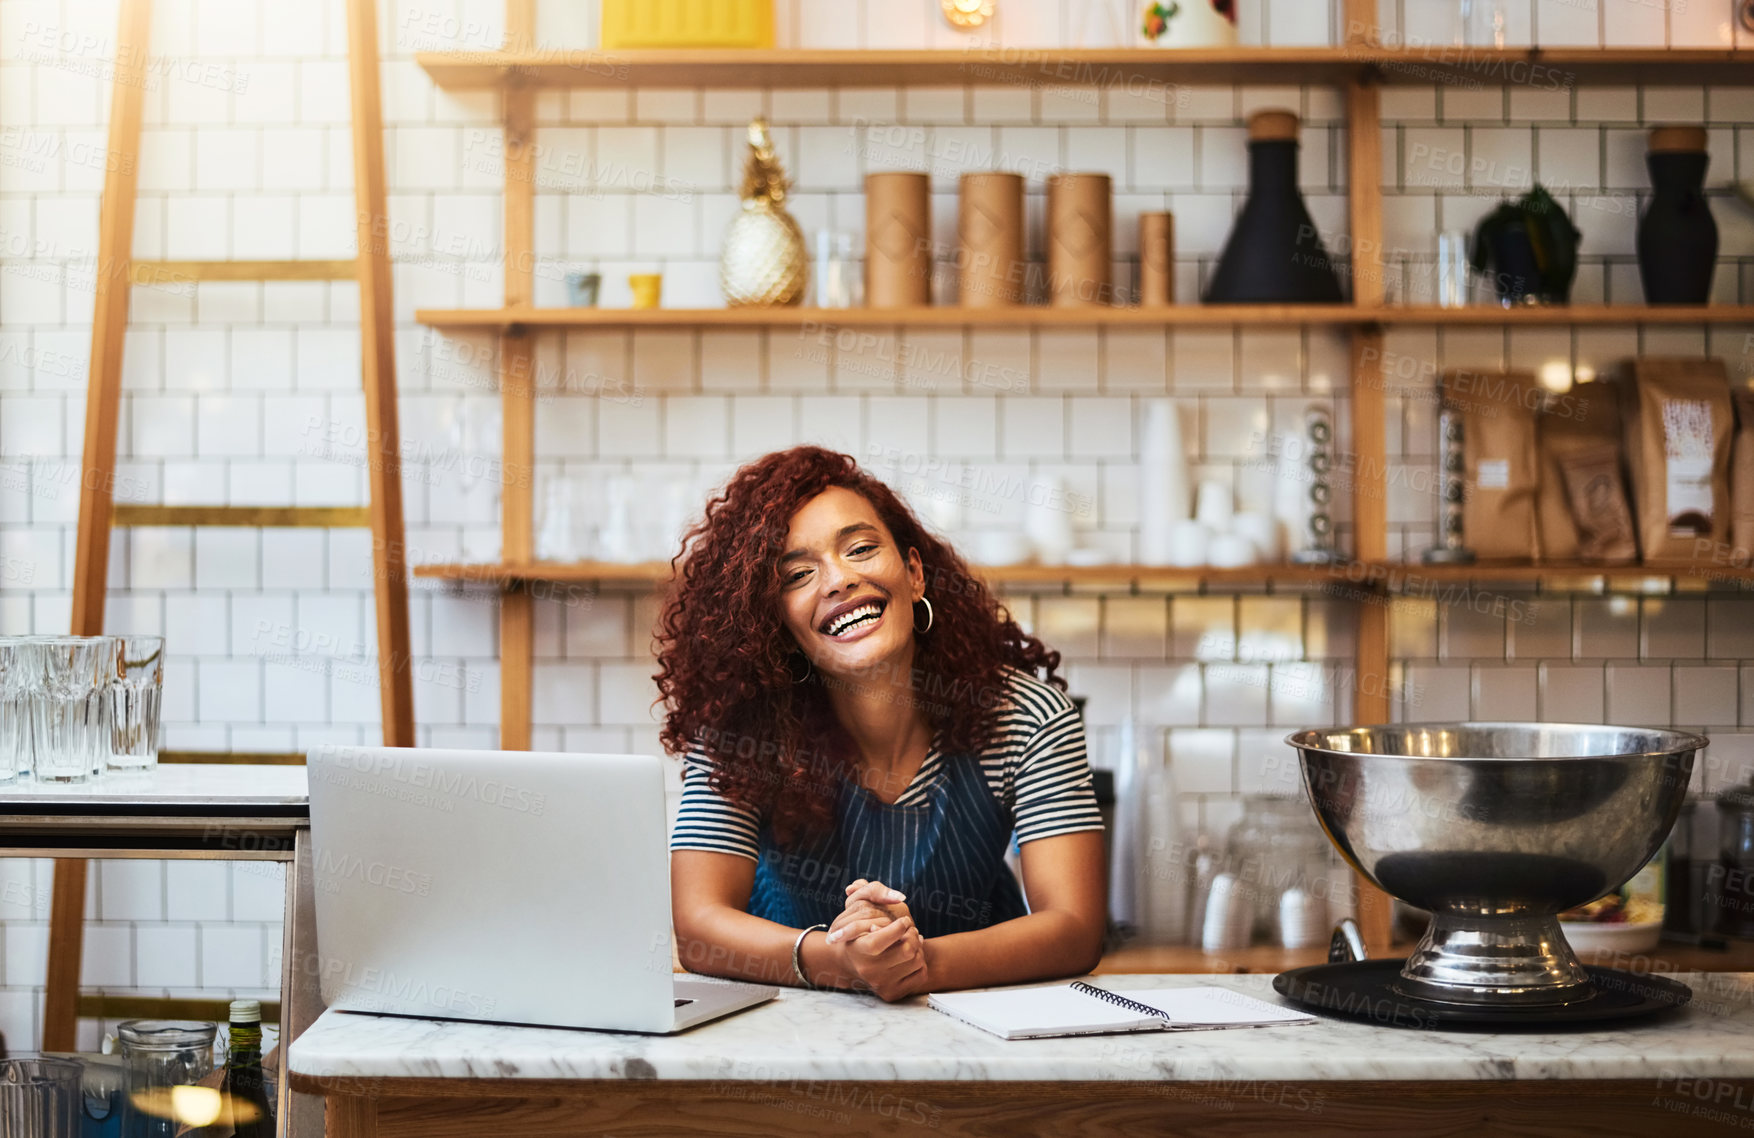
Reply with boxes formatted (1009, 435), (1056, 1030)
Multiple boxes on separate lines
(41, 0), (414, 1052)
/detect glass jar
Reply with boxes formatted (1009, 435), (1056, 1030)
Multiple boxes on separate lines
(0, 1057), (82, 1138)
(1716, 784), (1754, 938)
(116, 1020), (218, 1138)
(1225, 795), (1334, 947)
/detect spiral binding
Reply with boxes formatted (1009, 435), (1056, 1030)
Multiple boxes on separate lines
(1069, 982), (1170, 1023)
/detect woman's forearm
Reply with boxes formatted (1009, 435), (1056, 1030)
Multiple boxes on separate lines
(923, 909), (1105, 992)
(676, 904), (865, 991)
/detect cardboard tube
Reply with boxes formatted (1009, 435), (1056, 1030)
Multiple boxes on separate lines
(1649, 125), (1708, 153)
(1047, 172), (1112, 308)
(957, 172), (1025, 308)
(1248, 109), (1300, 142)
(1139, 210), (1175, 306)
(864, 172), (932, 308)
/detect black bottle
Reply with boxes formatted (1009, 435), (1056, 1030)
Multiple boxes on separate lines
(1204, 109), (1344, 304)
(1637, 125), (1718, 305)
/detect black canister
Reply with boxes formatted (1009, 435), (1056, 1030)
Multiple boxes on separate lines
(1203, 110), (1344, 304)
(1637, 125), (1719, 305)
(1715, 782), (1754, 938)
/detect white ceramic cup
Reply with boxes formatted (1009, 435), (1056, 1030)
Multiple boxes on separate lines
(1194, 480), (1234, 530)
(1207, 532), (1258, 569)
(1166, 520), (1211, 568)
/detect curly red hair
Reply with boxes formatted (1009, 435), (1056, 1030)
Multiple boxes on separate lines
(655, 446), (1064, 845)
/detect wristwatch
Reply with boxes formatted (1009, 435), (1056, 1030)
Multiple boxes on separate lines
(792, 924), (827, 989)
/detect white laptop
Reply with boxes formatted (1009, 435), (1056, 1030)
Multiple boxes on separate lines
(306, 745), (777, 1033)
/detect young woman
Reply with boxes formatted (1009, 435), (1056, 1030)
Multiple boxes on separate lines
(659, 446), (1106, 1002)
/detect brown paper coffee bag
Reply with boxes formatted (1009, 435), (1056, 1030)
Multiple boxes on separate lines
(1732, 386), (1754, 557)
(1623, 358), (1731, 562)
(1441, 368), (1541, 560)
(1559, 442), (1639, 563)
(1537, 384), (1634, 562)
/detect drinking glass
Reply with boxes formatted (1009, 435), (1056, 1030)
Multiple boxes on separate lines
(0, 638), (36, 782)
(1437, 230), (1471, 308)
(450, 400), (503, 563)
(0, 1057), (83, 1138)
(598, 473), (640, 563)
(33, 636), (114, 784)
(813, 229), (860, 308)
(536, 473), (580, 561)
(1462, 0), (1510, 47)
(115, 1021), (218, 1138)
(109, 635), (164, 771)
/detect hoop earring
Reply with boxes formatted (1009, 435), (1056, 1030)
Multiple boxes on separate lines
(790, 654), (814, 684)
(914, 595), (934, 634)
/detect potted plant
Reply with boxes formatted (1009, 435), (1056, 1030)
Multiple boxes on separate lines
(1140, 0), (1238, 47)
(1468, 185), (1581, 306)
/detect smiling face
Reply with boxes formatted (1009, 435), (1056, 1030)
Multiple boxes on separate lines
(777, 486), (924, 681)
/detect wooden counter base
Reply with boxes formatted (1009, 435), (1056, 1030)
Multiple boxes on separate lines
(296, 1075), (1754, 1138)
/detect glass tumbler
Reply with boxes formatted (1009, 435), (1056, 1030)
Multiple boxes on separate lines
(0, 638), (36, 782)
(1437, 230), (1470, 308)
(109, 635), (164, 771)
(0, 1057), (83, 1138)
(32, 636), (113, 784)
(813, 229), (860, 308)
(116, 1021), (218, 1138)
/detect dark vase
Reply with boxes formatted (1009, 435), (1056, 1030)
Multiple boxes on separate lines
(1204, 111), (1344, 304)
(1486, 221), (1550, 305)
(1637, 141), (1718, 305)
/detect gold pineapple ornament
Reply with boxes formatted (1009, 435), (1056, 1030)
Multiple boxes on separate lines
(721, 118), (808, 307)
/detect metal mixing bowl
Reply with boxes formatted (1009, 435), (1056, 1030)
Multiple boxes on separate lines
(1285, 723), (1702, 1006)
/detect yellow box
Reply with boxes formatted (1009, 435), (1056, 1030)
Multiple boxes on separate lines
(601, 0), (775, 49)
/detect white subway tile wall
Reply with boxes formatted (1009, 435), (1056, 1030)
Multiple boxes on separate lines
(0, 0), (1752, 1049)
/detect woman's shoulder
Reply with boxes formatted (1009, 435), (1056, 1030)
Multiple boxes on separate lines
(992, 667), (1077, 734)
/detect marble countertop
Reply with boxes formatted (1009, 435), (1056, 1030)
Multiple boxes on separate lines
(288, 972), (1754, 1084)
(0, 764), (308, 811)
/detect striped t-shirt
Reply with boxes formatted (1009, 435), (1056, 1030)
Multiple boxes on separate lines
(670, 668), (1105, 860)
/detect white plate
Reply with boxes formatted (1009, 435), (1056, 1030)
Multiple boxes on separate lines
(1559, 918), (1662, 954)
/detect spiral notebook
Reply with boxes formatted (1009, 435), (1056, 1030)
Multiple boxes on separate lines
(927, 981), (1316, 1040)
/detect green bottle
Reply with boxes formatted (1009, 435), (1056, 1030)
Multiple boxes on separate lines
(219, 999), (274, 1138)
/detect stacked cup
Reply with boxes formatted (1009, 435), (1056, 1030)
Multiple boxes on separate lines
(0, 634), (163, 784)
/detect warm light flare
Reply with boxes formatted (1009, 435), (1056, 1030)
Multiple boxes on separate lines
(942, 0), (995, 29)
(128, 1086), (263, 1127)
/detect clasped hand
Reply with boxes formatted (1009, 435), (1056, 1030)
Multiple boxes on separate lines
(821, 878), (928, 1001)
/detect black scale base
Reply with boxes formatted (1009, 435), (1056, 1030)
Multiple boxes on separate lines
(1274, 959), (1693, 1030)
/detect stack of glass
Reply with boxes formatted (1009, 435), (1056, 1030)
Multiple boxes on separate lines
(0, 634), (164, 785)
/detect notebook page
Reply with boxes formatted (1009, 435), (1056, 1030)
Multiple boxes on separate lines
(1118, 987), (1316, 1027)
(928, 986), (1158, 1039)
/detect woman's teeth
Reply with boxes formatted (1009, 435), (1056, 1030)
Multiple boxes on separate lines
(824, 602), (884, 636)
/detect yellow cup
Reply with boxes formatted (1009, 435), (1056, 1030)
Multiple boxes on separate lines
(628, 273), (663, 309)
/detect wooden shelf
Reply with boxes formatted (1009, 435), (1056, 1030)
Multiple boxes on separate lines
(417, 46), (1754, 91)
(414, 304), (1357, 330)
(412, 560), (1355, 590)
(420, 47), (1366, 90)
(1377, 304), (1754, 326)
(415, 304), (1754, 332)
(1376, 559), (1754, 589)
(413, 558), (1754, 592)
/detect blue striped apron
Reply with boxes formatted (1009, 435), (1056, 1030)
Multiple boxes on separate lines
(746, 751), (1029, 938)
